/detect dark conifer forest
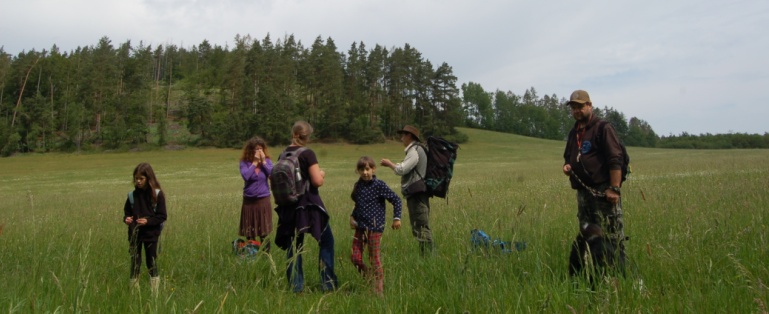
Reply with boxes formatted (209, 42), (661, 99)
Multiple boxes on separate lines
(1, 34), (764, 156)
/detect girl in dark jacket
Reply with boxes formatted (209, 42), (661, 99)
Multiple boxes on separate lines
(123, 162), (167, 294)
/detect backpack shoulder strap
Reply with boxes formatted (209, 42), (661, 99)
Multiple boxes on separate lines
(279, 146), (308, 160)
(407, 142), (427, 179)
(294, 147), (308, 158)
(593, 120), (612, 148)
(128, 190), (161, 212)
(294, 147), (311, 190)
(595, 119), (608, 134)
(418, 142), (428, 153)
(408, 142), (428, 158)
(154, 189), (161, 213)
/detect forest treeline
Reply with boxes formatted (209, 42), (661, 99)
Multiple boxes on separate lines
(0, 34), (765, 156)
(1, 34), (466, 155)
(656, 132), (769, 149)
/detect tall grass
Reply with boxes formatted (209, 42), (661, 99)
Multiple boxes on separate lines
(1, 128), (767, 313)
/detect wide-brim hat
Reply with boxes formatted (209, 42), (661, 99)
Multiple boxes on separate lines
(566, 89), (591, 105)
(396, 125), (420, 141)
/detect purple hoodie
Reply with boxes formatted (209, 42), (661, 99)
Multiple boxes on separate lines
(240, 158), (273, 198)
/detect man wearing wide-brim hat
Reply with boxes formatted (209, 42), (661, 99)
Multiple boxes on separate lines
(381, 125), (433, 255)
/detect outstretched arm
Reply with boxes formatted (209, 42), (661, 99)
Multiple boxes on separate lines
(381, 181), (403, 230)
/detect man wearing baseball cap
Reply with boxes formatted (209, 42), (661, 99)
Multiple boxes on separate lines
(381, 125), (433, 256)
(562, 90), (627, 272)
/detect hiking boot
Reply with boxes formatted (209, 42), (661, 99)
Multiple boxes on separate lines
(130, 277), (139, 290)
(614, 239), (628, 277)
(419, 241), (434, 257)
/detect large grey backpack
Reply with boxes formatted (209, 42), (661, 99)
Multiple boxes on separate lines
(270, 147), (308, 206)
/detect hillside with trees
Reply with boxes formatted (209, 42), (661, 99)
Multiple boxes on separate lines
(2, 33), (761, 156)
(460, 83), (659, 147)
(0, 34), (467, 155)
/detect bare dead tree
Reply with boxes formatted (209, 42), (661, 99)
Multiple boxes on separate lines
(11, 56), (40, 127)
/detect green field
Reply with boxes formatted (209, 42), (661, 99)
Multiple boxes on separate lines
(1, 127), (767, 313)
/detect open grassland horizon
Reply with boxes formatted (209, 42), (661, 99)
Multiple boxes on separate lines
(1, 127), (768, 313)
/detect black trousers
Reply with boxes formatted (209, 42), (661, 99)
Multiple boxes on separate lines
(130, 240), (158, 278)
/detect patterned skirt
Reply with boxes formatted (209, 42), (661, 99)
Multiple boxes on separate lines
(239, 196), (273, 238)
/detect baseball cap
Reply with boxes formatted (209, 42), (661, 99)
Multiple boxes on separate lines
(567, 90), (591, 105)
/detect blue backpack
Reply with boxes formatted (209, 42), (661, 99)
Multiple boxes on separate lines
(470, 229), (491, 248)
(471, 229), (525, 253)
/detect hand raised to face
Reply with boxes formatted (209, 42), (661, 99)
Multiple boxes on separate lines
(254, 148), (265, 162)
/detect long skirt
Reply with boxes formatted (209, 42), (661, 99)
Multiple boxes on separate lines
(239, 196), (273, 238)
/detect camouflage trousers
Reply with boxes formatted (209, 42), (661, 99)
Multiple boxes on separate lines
(576, 185), (626, 248)
(407, 192), (433, 255)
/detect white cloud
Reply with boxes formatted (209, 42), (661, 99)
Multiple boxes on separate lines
(1, 0), (768, 134)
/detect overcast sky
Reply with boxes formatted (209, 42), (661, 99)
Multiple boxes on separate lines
(2, 0), (767, 135)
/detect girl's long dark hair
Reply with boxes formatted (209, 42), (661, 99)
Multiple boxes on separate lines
(133, 162), (162, 205)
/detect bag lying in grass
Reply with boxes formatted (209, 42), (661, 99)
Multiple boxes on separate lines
(471, 229), (491, 248)
(470, 229), (525, 254)
(232, 239), (260, 257)
(492, 239), (513, 253)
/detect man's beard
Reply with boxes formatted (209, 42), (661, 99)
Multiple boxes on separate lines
(575, 113), (592, 125)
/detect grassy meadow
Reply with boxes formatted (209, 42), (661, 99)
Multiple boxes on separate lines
(1, 127), (768, 313)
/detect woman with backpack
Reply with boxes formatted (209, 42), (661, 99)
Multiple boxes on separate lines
(273, 121), (338, 293)
(123, 162), (167, 295)
(238, 137), (274, 252)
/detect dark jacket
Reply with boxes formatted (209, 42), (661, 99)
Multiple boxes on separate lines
(563, 117), (624, 189)
(124, 188), (167, 242)
(351, 176), (402, 233)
